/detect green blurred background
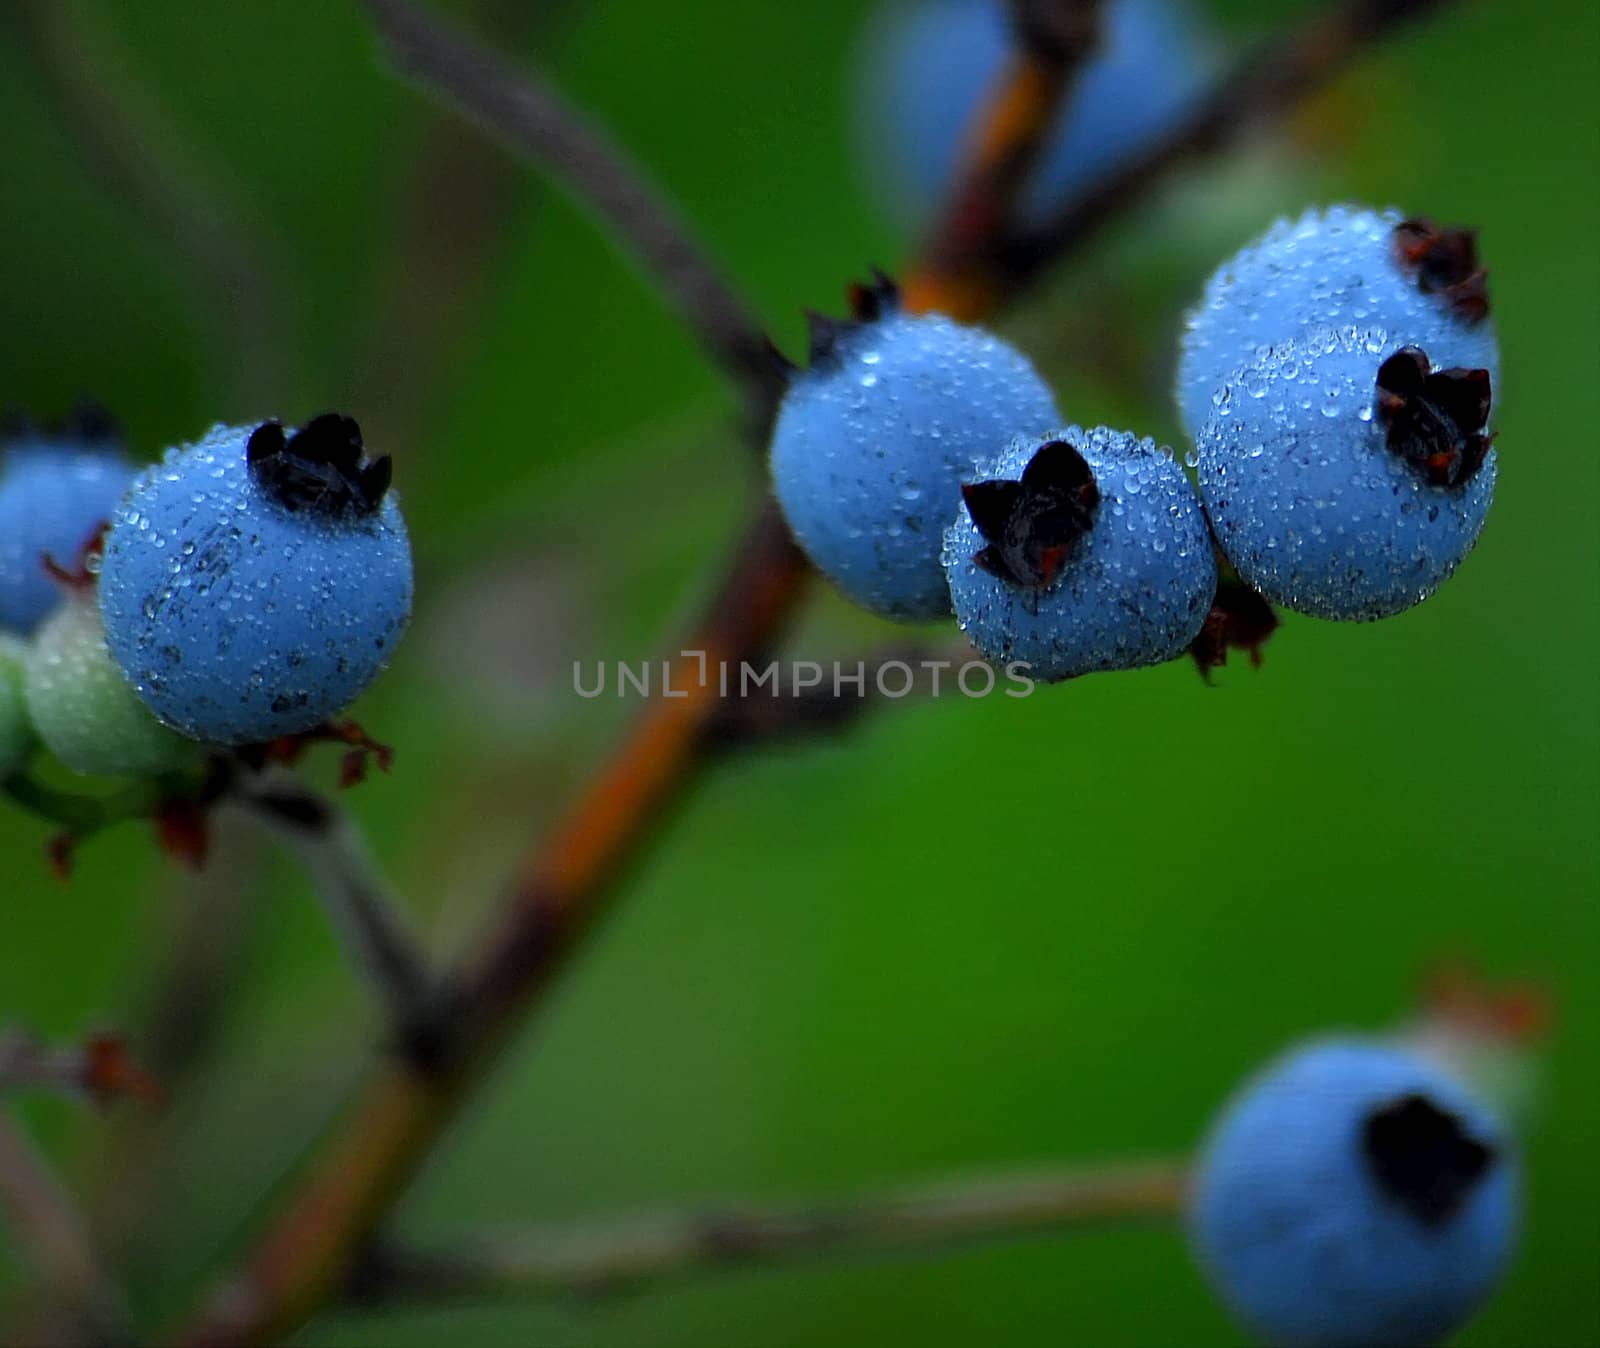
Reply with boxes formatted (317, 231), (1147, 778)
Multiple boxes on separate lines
(2, 0), (1596, 1343)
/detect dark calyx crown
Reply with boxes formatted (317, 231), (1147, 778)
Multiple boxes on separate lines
(1189, 574), (1279, 676)
(1376, 347), (1493, 488)
(1392, 218), (1490, 323)
(802, 269), (901, 367)
(247, 413), (393, 517)
(1363, 1092), (1497, 1227)
(962, 439), (1100, 589)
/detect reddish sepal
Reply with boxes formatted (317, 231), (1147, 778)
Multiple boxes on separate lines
(1189, 578), (1280, 678)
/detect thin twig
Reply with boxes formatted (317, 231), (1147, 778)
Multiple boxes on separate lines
(904, 0), (1106, 320)
(8, 0), (295, 412)
(360, 0), (788, 431)
(348, 1159), (1189, 1305)
(0, 1028), (157, 1107)
(232, 775), (438, 1044)
(0, 1113), (131, 1344)
(998, 0), (1458, 300)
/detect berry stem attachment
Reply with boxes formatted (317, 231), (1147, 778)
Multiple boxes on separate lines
(346, 1158), (1189, 1307)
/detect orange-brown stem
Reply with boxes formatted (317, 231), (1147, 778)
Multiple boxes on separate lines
(170, 507), (811, 1348)
(903, 0), (1105, 319)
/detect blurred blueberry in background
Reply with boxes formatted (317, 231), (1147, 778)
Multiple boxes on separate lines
(853, 0), (1220, 233)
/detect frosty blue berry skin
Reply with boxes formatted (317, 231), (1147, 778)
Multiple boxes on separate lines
(98, 415), (412, 745)
(854, 0), (1216, 232)
(0, 407), (134, 635)
(1177, 205), (1501, 438)
(942, 427), (1215, 681)
(1195, 327), (1495, 622)
(770, 277), (1061, 620)
(1190, 1038), (1518, 1348)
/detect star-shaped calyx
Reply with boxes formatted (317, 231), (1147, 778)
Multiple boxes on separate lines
(1392, 218), (1491, 324)
(247, 413), (393, 517)
(802, 269), (901, 367)
(1363, 1092), (1497, 1227)
(1376, 347), (1494, 488)
(961, 439), (1101, 588)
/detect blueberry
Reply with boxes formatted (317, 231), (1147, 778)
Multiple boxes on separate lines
(942, 427), (1216, 680)
(98, 415), (413, 745)
(0, 634), (34, 780)
(854, 0), (1217, 232)
(1190, 1037), (1518, 1348)
(1177, 205), (1501, 439)
(0, 406), (134, 635)
(770, 277), (1061, 619)
(22, 593), (197, 778)
(1195, 327), (1495, 621)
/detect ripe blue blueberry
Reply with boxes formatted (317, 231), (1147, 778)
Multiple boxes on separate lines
(1190, 1037), (1518, 1348)
(98, 415), (413, 745)
(1177, 205), (1501, 439)
(770, 277), (1061, 620)
(854, 0), (1217, 232)
(1195, 327), (1495, 621)
(942, 427), (1216, 680)
(0, 406), (134, 635)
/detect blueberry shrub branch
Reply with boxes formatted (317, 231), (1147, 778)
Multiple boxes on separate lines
(345, 1159), (1188, 1306)
(0, 0), (1483, 1341)
(152, 1), (1476, 1341)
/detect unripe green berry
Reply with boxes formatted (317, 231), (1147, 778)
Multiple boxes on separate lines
(23, 594), (198, 778)
(0, 634), (34, 779)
